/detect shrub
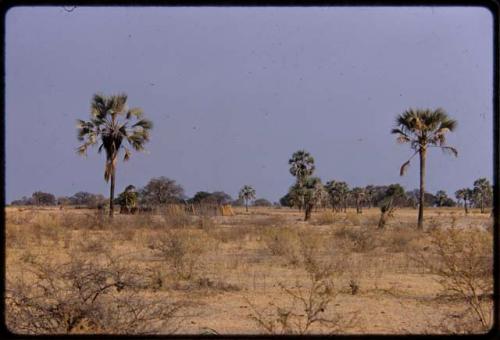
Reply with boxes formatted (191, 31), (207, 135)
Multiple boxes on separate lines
(415, 228), (493, 332)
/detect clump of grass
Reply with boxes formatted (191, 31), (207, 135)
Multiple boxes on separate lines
(344, 212), (361, 226)
(312, 211), (337, 225)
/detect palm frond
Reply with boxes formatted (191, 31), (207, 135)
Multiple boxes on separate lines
(400, 160), (411, 176)
(126, 107), (143, 119)
(440, 146), (458, 157)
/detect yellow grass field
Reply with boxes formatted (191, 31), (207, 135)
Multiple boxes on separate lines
(5, 206), (494, 335)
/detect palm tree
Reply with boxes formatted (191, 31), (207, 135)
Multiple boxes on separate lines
(435, 190), (448, 207)
(351, 187), (365, 214)
(473, 178), (492, 214)
(364, 185), (376, 208)
(455, 188), (472, 214)
(77, 93), (153, 217)
(302, 176), (323, 221)
(239, 185), (256, 212)
(326, 181), (350, 212)
(392, 108), (457, 230)
(289, 150), (315, 210)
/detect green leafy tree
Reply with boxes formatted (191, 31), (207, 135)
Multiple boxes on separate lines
(455, 188), (473, 214)
(239, 185), (256, 212)
(473, 178), (492, 213)
(288, 150), (315, 210)
(77, 93), (152, 217)
(392, 108), (457, 229)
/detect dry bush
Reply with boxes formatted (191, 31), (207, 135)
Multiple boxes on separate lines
(360, 214), (380, 228)
(380, 227), (420, 253)
(262, 227), (300, 266)
(6, 254), (186, 334)
(311, 211), (337, 225)
(148, 230), (210, 281)
(159, 207), (193, 228)
(415, 228), (493, 333)
(59, 211), (107, 230)
(196, 216), (216, 231)
(334, 227), (376, 253)
(246, 235), (355, 335)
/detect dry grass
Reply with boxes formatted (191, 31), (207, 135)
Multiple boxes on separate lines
(5, 206), (493, 335)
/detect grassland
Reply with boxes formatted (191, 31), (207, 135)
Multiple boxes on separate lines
(5, 206), (494, 335)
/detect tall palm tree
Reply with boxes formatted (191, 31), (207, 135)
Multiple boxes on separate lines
(392, 108), (457, 230)
(289, 150), (315, 210)
(455, 188), (472, 214)
(473, 178), (492, 214)
(239, 185), (256, 212)
(77, 93), (153, 217)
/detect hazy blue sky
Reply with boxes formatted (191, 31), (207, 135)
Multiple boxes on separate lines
(6, 6), (493, 203)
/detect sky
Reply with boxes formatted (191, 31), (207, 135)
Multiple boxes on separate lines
(5, 6), (494, 203)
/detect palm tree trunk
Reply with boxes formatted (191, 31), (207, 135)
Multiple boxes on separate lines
(464, 198), (469, 214)
(480, 197), (484, 213)
(245, 201), (248, 212)
(109, 170), (115, 218)
(418, 147), (426, 230)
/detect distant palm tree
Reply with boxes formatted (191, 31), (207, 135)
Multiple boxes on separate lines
(473, 178), (492, 214)
(435, 190), (448, 207)
(77, 93), (153, 217)
(455, 188), (472, 214)
(289, 150), (315, 210)
(239, 185), (256, 212)
(392, 108), (457, 230)
(351, 187), (365, 214)
(326, 181), (350, 212)
(364, 185), (376, 208)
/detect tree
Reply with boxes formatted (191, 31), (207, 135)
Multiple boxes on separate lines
(351, 187), (365, 214)
(77, 93), (152, 217)
(239, 185), (256, 212)
(279, 193), (293, 208)
(434, 190), (448, 207)
(378, 184), (406, 229)
(139, 177), (185, 207)
(392, 108), (457, 230)
(364, 185), (376, 208)
(69, 191), (104, 208)
(188, 191), (212, 204)
(10, 196), (33, 206)
(32, 191), (56, 206)
(116, 185), (138, 214)
(455, 188), (473, 214)
(473, 178), (492, 214)
(325, 181), (349, 212)
(253, 198), (273, 207)
(289, 150), (315, 210)
(302, 177), (324, 221)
